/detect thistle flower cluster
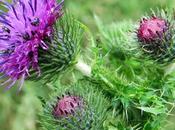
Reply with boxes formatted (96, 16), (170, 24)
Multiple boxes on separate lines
(0, 0), (63, 90)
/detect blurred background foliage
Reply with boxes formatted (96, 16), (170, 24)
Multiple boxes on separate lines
(65, 0), (175, 32)
(0, 0), (175, 130)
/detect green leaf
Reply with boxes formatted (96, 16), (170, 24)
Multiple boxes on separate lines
(137, 107), (166, 115)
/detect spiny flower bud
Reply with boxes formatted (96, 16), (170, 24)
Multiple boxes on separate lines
(136, 13), (175, 63)
(52, 94), (93, 130)
(40, 81), (109, 130)
(52, 95), (83, 118)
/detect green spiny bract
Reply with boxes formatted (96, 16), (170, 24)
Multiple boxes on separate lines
(39, 81), (109, 130)
(91, 60), (175, 129)
(31, 13), (84, 83)
(136, 10), (175, 64)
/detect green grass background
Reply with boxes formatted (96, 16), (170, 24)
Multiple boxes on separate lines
(0, 0), (175, 130)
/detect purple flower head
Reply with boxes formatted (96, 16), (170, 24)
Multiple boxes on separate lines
(137, 17), (168, 42)
(52, 95), (83, 118)
(0, 0), (64, 90)
(136, 15), (175, 62)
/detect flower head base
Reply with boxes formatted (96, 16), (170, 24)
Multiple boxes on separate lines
(136, 14), (175, 63)
(0, 0), (63, 90)
(52, 95), (83, 118)
(35, 13), (84, 83)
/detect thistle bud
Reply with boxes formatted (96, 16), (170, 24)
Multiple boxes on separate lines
(40, 81), (109, 130)
(137, 13), (175, 63)
(52, 95), (83, 118)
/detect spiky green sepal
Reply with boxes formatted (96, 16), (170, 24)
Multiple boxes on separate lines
(39, 81), (110, 130)
(31, 13), (84, 83)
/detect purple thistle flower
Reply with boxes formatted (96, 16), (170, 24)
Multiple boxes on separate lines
(52, 95), (83, 118)
(136, 15), (175, 62)
(0, 0), (64, 90)
(137, 17), (168, 42)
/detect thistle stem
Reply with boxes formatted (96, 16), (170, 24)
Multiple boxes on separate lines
(75, 60), (92, 77)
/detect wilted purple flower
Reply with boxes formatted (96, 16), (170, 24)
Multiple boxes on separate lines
(0, 0), (64, 90)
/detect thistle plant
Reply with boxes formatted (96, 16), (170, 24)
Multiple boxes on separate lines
(1, 1), (175, 130)
(39, 81), (109, 130)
